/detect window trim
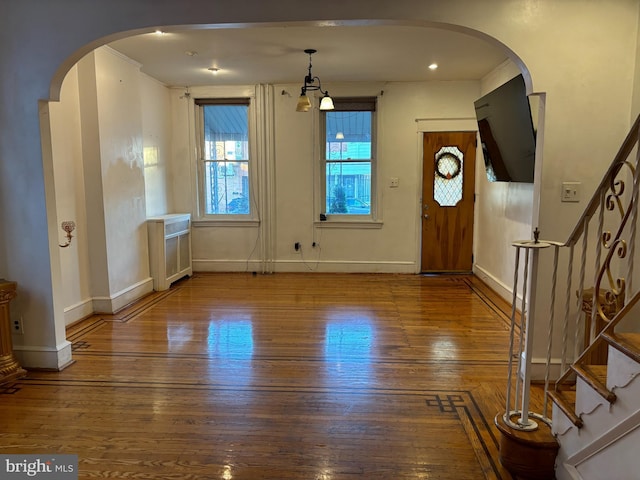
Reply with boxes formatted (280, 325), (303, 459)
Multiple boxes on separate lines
(194, 97), (258, 221)
(319, 96), (378, 223)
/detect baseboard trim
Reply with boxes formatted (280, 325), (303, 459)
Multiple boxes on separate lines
(63, 297), (93, 326)
(13, 340), (73, 370)
(528, 356), (565, 382)
(473, 263), (521, 305)
(92, 277), (154, 314)
(193, 259), (417, 273)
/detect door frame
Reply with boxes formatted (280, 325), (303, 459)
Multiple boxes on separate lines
(414, 118), (479, 273)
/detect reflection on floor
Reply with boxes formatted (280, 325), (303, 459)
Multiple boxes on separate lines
(1, 273), (529, 479)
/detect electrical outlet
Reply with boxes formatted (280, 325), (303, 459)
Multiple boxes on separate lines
(13, 317), (23, 334)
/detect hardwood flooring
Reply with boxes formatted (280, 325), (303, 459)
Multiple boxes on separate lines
(0, 273), (533, 479)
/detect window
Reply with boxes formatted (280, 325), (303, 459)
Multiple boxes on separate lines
(323, 97), (376, 217)
(196, 98), (251, 216)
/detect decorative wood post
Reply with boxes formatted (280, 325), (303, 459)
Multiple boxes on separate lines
(0, 279), (26, 385)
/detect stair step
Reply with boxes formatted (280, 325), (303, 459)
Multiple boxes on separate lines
(571, 364), (616, 403)
(549, 389), (583, 428)
(603, 332), (640, 365)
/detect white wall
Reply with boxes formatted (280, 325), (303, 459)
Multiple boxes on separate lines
(141, 73), (172, 217)
(1, 0), (639, 374)
(170, 81), (483, 273)
(51, 47), (160, 320)
(473, 61), (533, 299)
(92, 47), (150, 303)
(47, 52), (537, 323)
(49, 65), (93, 325)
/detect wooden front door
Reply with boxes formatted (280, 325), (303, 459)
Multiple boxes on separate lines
(421, 132), (476, 272)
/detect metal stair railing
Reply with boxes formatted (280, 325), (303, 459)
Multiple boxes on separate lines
(501, 113), (640, 431)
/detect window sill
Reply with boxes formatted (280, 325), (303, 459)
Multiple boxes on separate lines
(193, 218), (260, 228)
(314, 219), (383, 229)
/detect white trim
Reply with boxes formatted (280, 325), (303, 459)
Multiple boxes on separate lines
(274, 260), (416, 273)
(193, 91), (259, 222)
(259, 84), (277, 273)
(319, 95), (379, 224)
(193, 259), (416, 273)
(13, 340), (73, 370)
(558, 463), (583, 480)
(193, 259), (264, 272)
(92, 277), (154, 313)
(527, 355), (565, 382)
(314, 220), (383, 229)
(63, 297), (93, 326)
(563, 409), (640, 478)
(193, 219), (260, 228)
(102, 45), (142, 69)
(473, 263), (517, 304)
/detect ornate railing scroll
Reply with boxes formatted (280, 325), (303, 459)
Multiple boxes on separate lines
(500, 114), (640, 431)
(551, 113), (640, 396)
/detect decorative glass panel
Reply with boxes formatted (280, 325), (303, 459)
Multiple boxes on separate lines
(433, 146), (463, 207)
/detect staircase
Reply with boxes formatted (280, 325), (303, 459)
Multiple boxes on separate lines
(497, 114), (640, 480)
(551, 309), (640, 479)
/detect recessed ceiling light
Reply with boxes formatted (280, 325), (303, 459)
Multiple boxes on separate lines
(428, 63), (438, 70)
(208, 67), (220, 74)
(154, 30), (165, 36)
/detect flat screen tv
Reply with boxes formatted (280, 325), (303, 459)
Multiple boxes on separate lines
(474, 74), (536, 183)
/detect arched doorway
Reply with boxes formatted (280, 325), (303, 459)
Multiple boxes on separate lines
(38, 15), (536, 370)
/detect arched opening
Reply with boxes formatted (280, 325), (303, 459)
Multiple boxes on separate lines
(41, 19), (539, 357)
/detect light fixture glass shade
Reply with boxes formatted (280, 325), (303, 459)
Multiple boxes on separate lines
(319, 94), (334, 111)
(335, 132), (344, 140)
(296, 94), (312, 112)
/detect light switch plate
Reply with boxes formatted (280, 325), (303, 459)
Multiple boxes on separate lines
(561, 182), (581, 202)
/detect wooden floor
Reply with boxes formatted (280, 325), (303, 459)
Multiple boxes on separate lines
(0, 273), (533, 479)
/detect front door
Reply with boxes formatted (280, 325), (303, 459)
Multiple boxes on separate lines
(421, 131), (476, 272)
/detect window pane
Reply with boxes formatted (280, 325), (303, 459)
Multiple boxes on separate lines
(326, 162), (371, 214)
(204, 161), (249, 214)
(325, 111), (372, 160)
(202, 104), (250, 215)
(325, 109), (372, 216)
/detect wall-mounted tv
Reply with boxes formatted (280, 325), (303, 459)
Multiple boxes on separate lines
(474, 74), (536, 183)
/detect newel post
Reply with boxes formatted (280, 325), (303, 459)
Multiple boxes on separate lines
(494, 230), (558, 480)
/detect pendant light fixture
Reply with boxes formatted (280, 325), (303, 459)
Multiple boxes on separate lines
(296, 49), (334, 112)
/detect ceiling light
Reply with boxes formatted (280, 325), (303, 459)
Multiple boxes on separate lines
(296, 49), (334, 112)
(154, 30), (165, 36)
(208, 67), (220, 74)
(185, 51), (198, 57)
(296, 95), (311, 112)
(428, 63), (438, 70)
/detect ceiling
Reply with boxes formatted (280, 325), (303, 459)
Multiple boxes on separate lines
(108, 24), (509, 88)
